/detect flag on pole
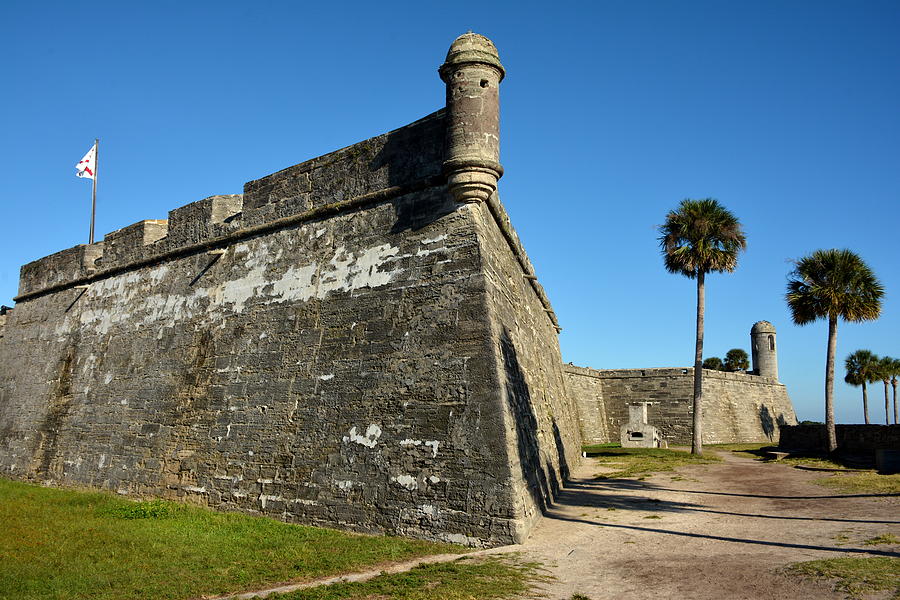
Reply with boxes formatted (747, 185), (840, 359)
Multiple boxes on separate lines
(76, 142), (97, 179)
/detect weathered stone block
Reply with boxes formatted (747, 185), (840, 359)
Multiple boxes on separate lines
(166, 195), (243, 247)
(18, 242), (105, 296)
(99, 219), (169, 267)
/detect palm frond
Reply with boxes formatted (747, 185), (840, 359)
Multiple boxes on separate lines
(785, 249), (884, 325)
(658, 198), (747, 278)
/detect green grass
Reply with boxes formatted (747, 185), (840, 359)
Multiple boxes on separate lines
(582, 446), (720, 479)
(0, 478), (464, 600)
(787, 557), (900, 598)
(269, 555), (543, 599)
(812, 471), (900, 495)
(863, 533), (900, 546)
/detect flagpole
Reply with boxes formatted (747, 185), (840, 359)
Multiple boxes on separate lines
(89, 138), (98, 244)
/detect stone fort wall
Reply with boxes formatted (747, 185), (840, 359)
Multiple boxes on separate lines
(0, 35), (581, 547)
(565, 365), (797, 445)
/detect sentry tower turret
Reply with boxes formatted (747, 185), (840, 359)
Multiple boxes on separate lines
(751, 320), (779, 380)
(439, 33), (505, 204)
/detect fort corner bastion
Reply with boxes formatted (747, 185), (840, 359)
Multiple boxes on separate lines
(0, 34), (582, 547)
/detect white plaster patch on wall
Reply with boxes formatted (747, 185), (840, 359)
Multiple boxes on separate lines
(98, 454), (106, 469)
(425, 440), (439, 458)
(69, 237), (404, 334)
(148, 264), (171, 285)
(335, 480), (355, 490)
(343, 424), (382, 448)
(103, 373), (113, 385)
(415, 243), (448, 257)
(318, 373), (335, 381)
(420, 234), (448, 245)
(317, 244), (401, 296)
(267, 263), (318, 304)
(392, 474), (418, 490)
(419, 504), (439, 517)
(429, 475), (440, 484)
(258, 494), (283, 509)
(399, 438), (440, 458)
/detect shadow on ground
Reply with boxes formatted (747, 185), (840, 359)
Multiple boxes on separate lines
(544, 476), (900, 557)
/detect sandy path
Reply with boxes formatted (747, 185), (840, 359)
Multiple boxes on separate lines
(511, 450), (900, 599)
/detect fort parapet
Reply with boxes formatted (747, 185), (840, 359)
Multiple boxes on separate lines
(0, 34), (579, 547)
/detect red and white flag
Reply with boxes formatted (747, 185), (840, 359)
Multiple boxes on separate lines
(75, 142), (97, 179)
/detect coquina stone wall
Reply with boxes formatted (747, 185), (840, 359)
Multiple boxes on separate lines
(565, 365), (797, 445)
(0, 35), (581, 547)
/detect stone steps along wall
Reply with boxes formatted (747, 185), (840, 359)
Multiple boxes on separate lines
(564, 366), (797, 446)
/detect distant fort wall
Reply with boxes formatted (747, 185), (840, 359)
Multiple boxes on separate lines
(0, 35), (581, 547)
(565, 365), (797, 445)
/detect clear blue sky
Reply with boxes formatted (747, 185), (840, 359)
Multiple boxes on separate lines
(3, 1), (898, 424)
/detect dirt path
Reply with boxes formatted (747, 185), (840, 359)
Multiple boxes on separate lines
(509, 450), (900, 599)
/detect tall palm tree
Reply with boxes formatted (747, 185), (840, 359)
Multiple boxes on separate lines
(844, 349), (878, 424)
(891, 358), (900, 425)
(660, 198), (747, 456)
(786, 249), (883, 453)
(876, 356), (896, 425)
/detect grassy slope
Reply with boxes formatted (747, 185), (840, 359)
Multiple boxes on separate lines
(787, 557), (900, 598)
(582, 446), (720, 479)
(0, 478), (463, 600)
(268, 555), (543, 600)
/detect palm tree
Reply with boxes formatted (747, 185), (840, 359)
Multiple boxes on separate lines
(724, 348), (750, 372)
(786, 249), (884, 453)
(660, 198), (747, 456)
(876, 356), (896, 425)
(891, 358), (900, 425)
(703, 357), (725, 371)
(844, 349), (878, 424)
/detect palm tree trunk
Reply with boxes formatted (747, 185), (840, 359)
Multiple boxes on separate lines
(692, 270), (705, 456)
(862, 381), (869, 425)
(825, 315), (838, 454)
(893, 378), (898, 425)
(885, 380), (891, 425)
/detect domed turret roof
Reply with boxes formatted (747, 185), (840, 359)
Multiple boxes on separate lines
(751, 320), (776, 333)
(439, 32), (505, 82)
